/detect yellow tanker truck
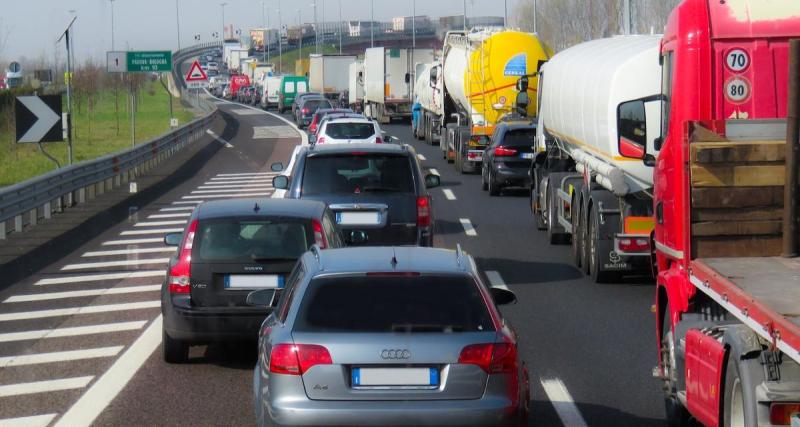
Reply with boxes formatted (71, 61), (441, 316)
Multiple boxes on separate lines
(432, 29), (550, 173)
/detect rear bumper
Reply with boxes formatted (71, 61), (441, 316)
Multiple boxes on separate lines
(493, 165), (532, 187)
(162, 293), (270, 342)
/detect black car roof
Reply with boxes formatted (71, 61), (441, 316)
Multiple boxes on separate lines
(196, 198), (326, 220)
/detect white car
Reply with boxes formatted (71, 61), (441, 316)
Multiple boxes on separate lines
(314, 117), (384, 145)
(207, 62), (219, 72)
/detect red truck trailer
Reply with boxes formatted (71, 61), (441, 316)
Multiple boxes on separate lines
(616, 0), (800, 425)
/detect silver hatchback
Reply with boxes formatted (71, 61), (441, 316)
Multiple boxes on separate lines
(248, 246), (529, 427)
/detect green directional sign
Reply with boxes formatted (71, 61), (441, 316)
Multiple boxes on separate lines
(126, 51), (172, 72)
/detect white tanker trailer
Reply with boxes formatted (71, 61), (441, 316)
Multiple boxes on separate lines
(531, 35), (663, 283)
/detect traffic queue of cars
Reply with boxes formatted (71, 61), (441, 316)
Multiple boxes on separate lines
(163, 80), (529, 426)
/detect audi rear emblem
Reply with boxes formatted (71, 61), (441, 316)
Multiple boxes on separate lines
(380, 349), (411, 359)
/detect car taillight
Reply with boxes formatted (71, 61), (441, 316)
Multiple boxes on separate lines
(312, 219), (327, 248)
(494, 146), (518, 156)
(416, 196), (431, 227)
(302, 108), (309, 114)
(770, 403), (800, 425)
(168, 219), (198, 294)
(459, 343), (517, 374)
(375, 136), (383, 144)
(317, 136), (326, 144)
(269, 344), (332, 375)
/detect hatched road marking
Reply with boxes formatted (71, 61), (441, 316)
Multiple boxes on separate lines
(0, 376), (94, 397)
(0, 301), (160, 322)
(133, 220), (187, 227)
(181, 192), (271, 199)
(35, 271), (164, 286)
(459, 218), (477, 236)
(442, 189), (456, 200)
(60, 258), (170, 271)
(147, 213), (191, 219)
(0, 321), (147, 343)
(120, 228), (183, 236)
(0, 346), (124, 368)
(3, 285), (161, 303)
(83, 247), (175, 257)
(540, 378), (589, 427)
(0, 413), (58, 427)
(158, 206), (197, 212)
(102, 238), (165, 246)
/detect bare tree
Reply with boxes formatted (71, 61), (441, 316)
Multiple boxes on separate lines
(0, 18), (10, 61)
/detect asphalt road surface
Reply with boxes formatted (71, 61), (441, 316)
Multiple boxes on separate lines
(0, 99), (666, 426)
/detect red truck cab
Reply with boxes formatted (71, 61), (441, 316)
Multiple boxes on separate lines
(229, 74), (251, 98)
(644, 0), (800, 425)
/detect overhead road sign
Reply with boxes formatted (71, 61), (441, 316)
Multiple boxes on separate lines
(15, 95), (63, 143)
(126, 51), (172, 72)
(107, 51), (127, 72)
(185, 60), (209, 89)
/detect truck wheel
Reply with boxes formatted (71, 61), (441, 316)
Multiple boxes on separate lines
(162, 328), (188, 364)
(546, 180), (566, 244)
(580, 204), (591, 275)
(588, 206), (619, 283)
(661, 308), (691, 427)
(571, 194), (583, 268)
(722, 349), (764, 427)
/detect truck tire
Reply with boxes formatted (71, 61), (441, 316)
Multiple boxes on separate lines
(580, 202), (591, 275)
(546, 178), (567, 244)
(661, 305), (691, 427)
(162, 329), (188, 364)
(588, 205), (619, 283)
(722, 349), (763, 427)
(571, 193), (583, 268)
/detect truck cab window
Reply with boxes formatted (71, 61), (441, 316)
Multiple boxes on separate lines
(660, 51), (674, 141)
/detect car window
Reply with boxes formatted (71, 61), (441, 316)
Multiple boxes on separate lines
(501, 129), (535, 147)
(324, 122), (376, 139)
(322, 211), (343, 248)
(193, 218), (311, 263)
(303, 100), (331, 112)
(285, 81), (295, 92)
(301, 154), (415, 195)
(297, 81), (308, 92)
(276, 263), (305, 323)
(293, 275), (495, 333)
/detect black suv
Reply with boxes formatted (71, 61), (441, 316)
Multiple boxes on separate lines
(481, 121), (537, 196)
(160, 198), (343, 363)
(272, 143), (440, 246)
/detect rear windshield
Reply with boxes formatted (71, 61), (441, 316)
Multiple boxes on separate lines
(303, 100), (331, 112)
(293, 275), (495, 333)
(301, 154), (414, 195)
(193, 218), (311, 263)
(501, 129), (535, 147)
(324, 122), (376, 139)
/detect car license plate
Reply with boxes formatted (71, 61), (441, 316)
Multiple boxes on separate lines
(521, 153), (535, 159)
(336, 211), (381, 225)
(351, 367), (439, 387)
(224, 275), (284, 290)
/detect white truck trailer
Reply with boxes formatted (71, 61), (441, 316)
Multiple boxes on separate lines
(363, 47), (435, 123)
(414, 60), (443, 144)
(229, 49), (249, 73)
(532, 35), (663, 283)
(348, 60), (365, 112)
(309, 54), (357, 100)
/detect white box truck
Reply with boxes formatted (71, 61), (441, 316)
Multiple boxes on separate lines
(309, 54), (357, 100)
(363, 47), (434, 123)
(348, 60), (365, 112)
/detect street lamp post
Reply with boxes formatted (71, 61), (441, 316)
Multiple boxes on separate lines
(463, 0), (467, 31)
(109, 0), (116, 50)
(175, 0), (181, 50)
(412, 0), (415, 52)
(370, 0), (374, 48)
(277, 4), (283, 73)
(262, 1), (267, 62)
(298, 9), (303, 61)
(338, 0), (342, 54)
(313, 2), (319, 54)
(220, 2), (227, 43)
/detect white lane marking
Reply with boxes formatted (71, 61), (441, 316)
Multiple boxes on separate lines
(133, 220), (187, 227)
(0, 413), (57, 427)
(120, 228), (183, 236)
(0, 301), (160, 322)
(181, 193), (271, 199)
(147, 213), (191, 219)
(0, 376), (93, 397)
(83, 247), (175, 257)
(171, 200), (203, 205)
(158, 206), (196, 212)
(198, 183), (272, 190)
(203, 179), (272, 185)
(485, 271), (510, 290)
(442, 189), (456, 200)
(208, 92), (308, 145)
(210, 176), (277, 182)
(191, 188), (271, 194)
(55, 316), (163, 427)
(540, 378), (589, 427)
(206, 129), (234, 148)
(61, 258), (170, 271)
(429, 168), (440, 176)
(0, 346), (124, 368)
(417, 154), (426, 161)
(230, 108), (265, 116)
(102, 238), (164, 246)
(459, 218), (477, 237)
(4, 285), (161, 303)
(214, 172), (277, 177)
(35, 271), (164, 286)
(0, 321), (147, 343)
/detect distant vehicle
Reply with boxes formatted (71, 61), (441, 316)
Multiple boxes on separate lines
(363, 47), (435, 123)
(295, 97), (332, 128)
(314, 117), (383, 145)
(259, 76), (282, 109)
(308, 108), (353, 136)
(277, 75), (309, 113)
(207, 61), (219, 72)
(316, 112), (366, 133)
(481, 121), (536, 196)
(309, 54), (358, 100)
(291, 91), (322, 119)
(221, 84), (231, 99)
(250, 246), (527, 427)
(229, 74), (251, 99)
(272, 143), (440, 246)
(160, 198), (344, 363)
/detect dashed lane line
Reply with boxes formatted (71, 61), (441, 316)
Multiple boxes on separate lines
(0, 301), (160, 322)
(133, 220), (187, 227)
(0, 321), (147, 343)
(35, 271), (164, 286)
(120, 228), (183, 236)
(204, 179), (273, 185)
(459, 218), (478, 237)
(429, 168), (440, 176)
(418, 154), (427, 161)
(101, 238), (164, 246)
(60, 258), (170, 271)
(205, 129), (234, 148)
(0, 346), (124, 368)
(442, 189), (456, 200)
(0, 413), (57, 427)
(3, 285), (161, 303)
(540, 378), (589, 427)
(0, 376), (94, 397)
(83, 247), (175, 257)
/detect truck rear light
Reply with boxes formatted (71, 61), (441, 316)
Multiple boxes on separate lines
(269, 344), (332, 375)
(416, 196), (431, 227)
(770, 403), (800, 425)
(168, 219), (198, 294)
(494, 146), (518, 156)
(617, 237), (650, 253)
(312, 219), (327, 249)
(459, 343), (517, 374)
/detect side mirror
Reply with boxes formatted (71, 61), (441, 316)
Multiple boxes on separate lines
(424, 173), (440, 189)
(429, 67), (438, 87)
(246, 289), (277, 307)
(404, 73), (411, 84)
(309, 134), (317, 144)
(515, 92), (530, 116)
(272, 175), (289, 190)
(490, 286), (517, 305)
(270, 162), (284, 172)
(164, 233), (183, 246)
(616, 99), (647, 159)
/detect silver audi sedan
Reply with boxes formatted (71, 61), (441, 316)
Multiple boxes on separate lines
(248, 246), (529, 427)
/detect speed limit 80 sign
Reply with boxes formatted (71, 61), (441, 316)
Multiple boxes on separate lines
(723, 48), (752, 104)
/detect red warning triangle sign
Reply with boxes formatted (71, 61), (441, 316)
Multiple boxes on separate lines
(185, 60), (208, 82)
